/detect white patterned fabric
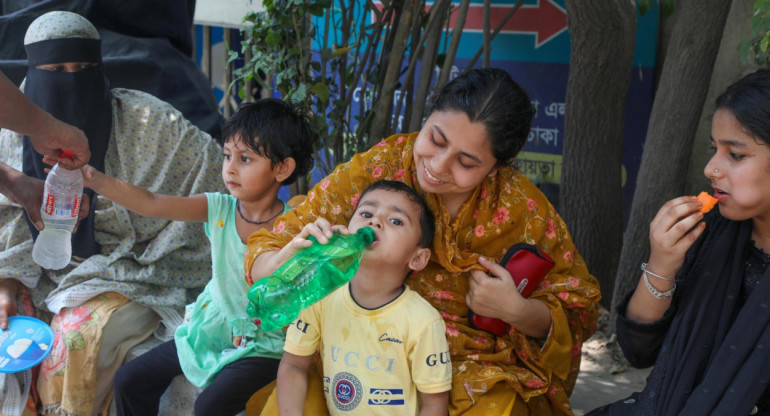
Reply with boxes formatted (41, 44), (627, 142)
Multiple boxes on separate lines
(0, 87), (224, 318)
(23, 11), (99, 44)
(0, 88), (225, 415)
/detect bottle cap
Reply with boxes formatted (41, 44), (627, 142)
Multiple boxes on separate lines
(357, 226), (376, 247)
(59, 149), (74, 159)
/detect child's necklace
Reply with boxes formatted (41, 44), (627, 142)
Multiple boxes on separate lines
(236, 201), (282, 225)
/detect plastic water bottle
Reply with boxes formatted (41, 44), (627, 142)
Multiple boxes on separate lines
(247, 227), (376, 331)
(32, 163), (83, 270)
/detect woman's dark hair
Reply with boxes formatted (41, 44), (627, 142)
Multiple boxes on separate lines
(428, 68), (535, 165)
(222, 98), (316, 184)
(716, 69), (770, 145)
(356, 180), (435, 249)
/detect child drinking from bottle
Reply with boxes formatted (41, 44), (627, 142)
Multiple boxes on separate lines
(267, 180), (451, 416)
(81, 99), (316, 416)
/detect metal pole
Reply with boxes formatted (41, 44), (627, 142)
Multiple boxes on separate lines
(224, 28), (233, 117)
(244, 48), (254, 102)
(202, 25), (212, 81)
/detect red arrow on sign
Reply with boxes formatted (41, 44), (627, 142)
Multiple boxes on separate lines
(372, 0), (567, 49)
(460, 0), (567, 48)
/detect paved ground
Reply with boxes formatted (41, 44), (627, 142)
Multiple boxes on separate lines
(570, 330), (651, 415)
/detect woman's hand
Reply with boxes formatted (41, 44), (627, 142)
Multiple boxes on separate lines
(627, 196), (705, 323)
(0, 279), (19, 330)
(38, 166), (90, 233)
(4, 169), (89, 232)
(31, 120), (89, 169)
(467, 257), (551, 338)
(466, 257), (525, 321)
(647, 196), (705, 279)
(5, 173), (45, 230)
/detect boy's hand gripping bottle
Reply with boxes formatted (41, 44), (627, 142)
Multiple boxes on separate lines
(247, 227), (376, 331)
(32, 162), (83, 270)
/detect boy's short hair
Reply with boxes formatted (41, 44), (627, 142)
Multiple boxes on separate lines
(222, 99), (316, 185)
(356, 180), (435, 248)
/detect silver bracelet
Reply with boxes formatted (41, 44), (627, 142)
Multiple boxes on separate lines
(643, 270), (675, 300)
(641, 262), (675, 282)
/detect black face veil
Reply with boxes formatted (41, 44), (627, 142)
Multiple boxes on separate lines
(21, 37), (112, 259)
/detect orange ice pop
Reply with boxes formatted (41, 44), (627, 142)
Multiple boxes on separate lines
(697, 191), (718, 213)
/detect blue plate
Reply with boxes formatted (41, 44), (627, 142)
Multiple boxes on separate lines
(0, 316), (54, 373)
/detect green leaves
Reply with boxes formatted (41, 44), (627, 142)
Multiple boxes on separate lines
(332, 46), (353, 57)
(227, 0), (352, 175)
(308, 3), (326, 16)
(660, 0), (674, 17)
(739, 0), (770, 65)
(309, 82), (331, 104)
(265, 31), (282, 48)
(292, 83), (310, 103)
(227, 49), (240, 65)
(637, 0), (674, 17)
(228, 0), (459, 176)
(637, 0), (653, 16)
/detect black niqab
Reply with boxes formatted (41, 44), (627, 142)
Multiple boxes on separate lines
(21, 36), (112, 258)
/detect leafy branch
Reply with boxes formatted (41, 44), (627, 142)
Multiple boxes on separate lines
(739, 0), (770, 65)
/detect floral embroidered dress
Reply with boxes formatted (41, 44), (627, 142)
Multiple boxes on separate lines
(246, 133), (601, 415)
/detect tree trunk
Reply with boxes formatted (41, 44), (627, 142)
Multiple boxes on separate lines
(409, 0), (451, 132)
(483, 0), (491, 68)
(562, 0), (636, 309)
(463, 0), (523, 73)
(434, 0), (470, 93)
(369, 0), (415, 145)
(612, 0), (732, 309)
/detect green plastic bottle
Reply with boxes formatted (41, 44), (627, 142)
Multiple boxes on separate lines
(247, 226), (376, 331)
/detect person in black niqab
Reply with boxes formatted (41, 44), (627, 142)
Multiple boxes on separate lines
(21, 11), (110, 258)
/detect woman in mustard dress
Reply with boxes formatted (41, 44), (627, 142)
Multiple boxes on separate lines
(247, 68), (601, 415)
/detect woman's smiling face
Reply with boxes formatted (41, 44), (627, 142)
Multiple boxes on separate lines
(412, 110), (499, 209)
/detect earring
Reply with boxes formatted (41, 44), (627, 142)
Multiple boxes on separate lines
(714, 168), (720, 174)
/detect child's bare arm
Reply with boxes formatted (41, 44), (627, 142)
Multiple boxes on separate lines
(418, 391), (449, 416)
(276, 352), (313, 416)
(82, 164), (207, 222)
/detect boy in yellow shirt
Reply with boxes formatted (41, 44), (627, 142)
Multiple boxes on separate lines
(266, 180), (451, 415)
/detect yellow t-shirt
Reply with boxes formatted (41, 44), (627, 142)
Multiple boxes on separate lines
(284, 283), (451, 415)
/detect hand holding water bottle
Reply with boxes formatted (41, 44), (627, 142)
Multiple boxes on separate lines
(32, 160), (84, 270)
(247, 219), (375, 332)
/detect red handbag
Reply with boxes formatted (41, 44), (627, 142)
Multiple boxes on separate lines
(468, 243), (555, 336)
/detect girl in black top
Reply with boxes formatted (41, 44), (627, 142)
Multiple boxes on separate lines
(589, 70), (770, 415)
